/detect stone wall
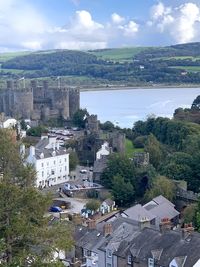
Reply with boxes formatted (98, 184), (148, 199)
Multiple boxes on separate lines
(0, 80), (80, 121)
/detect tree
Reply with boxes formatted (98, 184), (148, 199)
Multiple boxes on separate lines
(112, 174), (135, 206)
(69, 151), (79, 171)
(72, 108), (89, 128)
(191, 95), (200, 110)
(182, 204), (197, 224)
(27, 125), (48, 137)
(86, 199), (100, 212)
(100, 121), (115, 131)
(101, 153), (136, 188)
(20, 119), (27, 130)
(144, 176), (176, 202)
(0, 129), (73, 266)
(144, 134), (164, 169)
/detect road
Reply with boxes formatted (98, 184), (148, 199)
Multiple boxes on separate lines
(55, 196), (88, 213)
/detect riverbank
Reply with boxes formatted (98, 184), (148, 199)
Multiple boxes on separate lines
(80, 84), (200, 92)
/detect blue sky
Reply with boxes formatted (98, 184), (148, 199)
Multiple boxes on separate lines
(1, 0), (200, 51)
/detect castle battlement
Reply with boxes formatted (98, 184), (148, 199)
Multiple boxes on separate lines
(0, 80), (80, 121)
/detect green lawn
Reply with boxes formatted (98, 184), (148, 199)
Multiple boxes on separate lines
(88, 47), (148, 62)
(125, 139), (144, 158)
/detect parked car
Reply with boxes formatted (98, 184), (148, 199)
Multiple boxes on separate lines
(49, 206), (62, 212)
(80, 169), (87, 174)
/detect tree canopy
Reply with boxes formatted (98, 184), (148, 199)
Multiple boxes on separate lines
(0, 129), (73, 266)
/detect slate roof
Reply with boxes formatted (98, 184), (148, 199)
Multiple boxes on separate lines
(149, 202), (179, 221)
(131, 228), (200, 267)
(75, 226), (105, 252)
(122, 204), (156, 222)
(28, 138), (68, 160)
(74, 217), (200, 267)
(143, 195), (179, 222)
(103, 198), (115, 207)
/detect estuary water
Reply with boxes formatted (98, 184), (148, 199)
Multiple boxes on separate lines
(80, 87), (200, 128)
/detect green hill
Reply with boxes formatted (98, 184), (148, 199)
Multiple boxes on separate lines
(1, 42), (200, 87)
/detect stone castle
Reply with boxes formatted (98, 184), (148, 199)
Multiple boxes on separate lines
(0, 80), (80, 121)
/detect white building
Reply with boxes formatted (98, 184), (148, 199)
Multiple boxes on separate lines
(0, 117), (17, 129)
(96, 141), (111, 160)
(26, 135), (69, 187)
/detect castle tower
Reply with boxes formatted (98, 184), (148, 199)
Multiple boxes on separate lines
(69, 88), (80, 118)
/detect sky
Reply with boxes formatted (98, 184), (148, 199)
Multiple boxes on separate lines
(1, 0), (200, 52)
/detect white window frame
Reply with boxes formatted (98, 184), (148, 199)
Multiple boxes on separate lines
(128, 255), (132, 264)
(107, 249), (112, 258)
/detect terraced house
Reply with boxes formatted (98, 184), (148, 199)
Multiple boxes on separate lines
(73, 217), (200, 267)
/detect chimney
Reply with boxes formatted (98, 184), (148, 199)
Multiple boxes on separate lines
(103, 223), (113, 236)
(181, 223), (194, 240)
(30, 146), (35, 157)
(139, 217), (150, 230)
(159, 217), (171, 233)
(87, 219), (96, 230)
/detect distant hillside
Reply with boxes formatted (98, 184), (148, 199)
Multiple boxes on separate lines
(1, 42), (200, 87)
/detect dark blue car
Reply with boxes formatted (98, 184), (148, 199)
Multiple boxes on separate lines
(49, 206), (62, 212)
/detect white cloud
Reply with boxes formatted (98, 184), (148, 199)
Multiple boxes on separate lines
(21, 41), (42, 50)
(0, 1), (141, 51)
(111, 13), (125, 24)
(121, 21), (139, 36)
(149, 2), (200, 43)
(55, 41), (107, 50)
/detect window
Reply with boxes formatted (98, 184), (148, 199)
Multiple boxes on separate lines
(65, 166), (67, 171)
(65, 158), (67, 162)
(41, 162), (44, 167)
(42, 171), (44, 177)
(107, 264), (111, 267)
(83, 249), (91, 257)
(60, 168), (62, 172)
(128, 255), (132, 264)
(54, 161), (56, 165)
(51, 170), (55, 175)
(107, 249), (112, 258)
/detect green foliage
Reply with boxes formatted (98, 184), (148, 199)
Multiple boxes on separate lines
(20, 119), (27, 130)
(86, 189), (99, 199)
(100, 121), (115, 131)
(69, 151), (79, 171)
(72, 108), (89, 128)
(3, 43), (200, 85)
(86, 199), (100, 211)
(182, 204), (197, 224)
(160, 152), (193, 184)
(0, 129), (73, 266)
(144, 134), (164, 169)
(133, 135), (146, 148)
(27, 125), (48, 137)
(101, 153), (136, 189)
(112, 174), (135, 206)
(144, 176), (176, 202)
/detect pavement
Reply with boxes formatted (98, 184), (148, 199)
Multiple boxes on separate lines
(55, 196), (88, 214)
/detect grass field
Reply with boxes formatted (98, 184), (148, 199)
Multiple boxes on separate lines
(88, 47), (148, 62)
(152, 56), (200, 61)
(0, 51), (31, 63)
(170, 66), (200, 72)
(125, 139), (144, 158)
